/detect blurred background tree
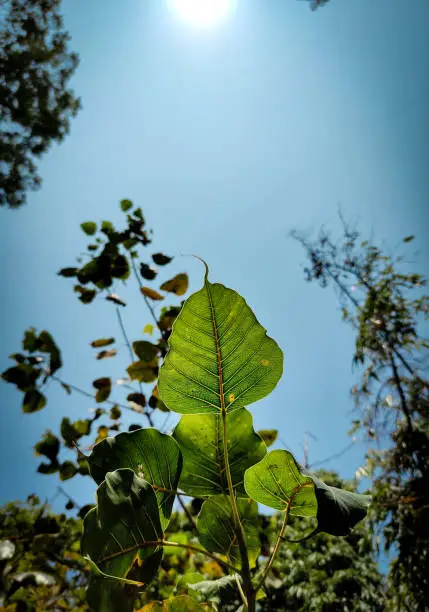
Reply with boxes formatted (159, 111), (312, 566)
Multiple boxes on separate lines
(293, 217), (429, 610)
(0, 0), (80, 208)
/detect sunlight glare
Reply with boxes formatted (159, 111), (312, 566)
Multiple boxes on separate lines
(168, 0), (234, 29)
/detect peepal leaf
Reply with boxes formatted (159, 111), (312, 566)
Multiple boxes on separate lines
(81, 221), (97, 236)
(82, 469), (163, 612)
(120, 199), (133, 212)
(303, 470), (372, 536)
(160, 273), (188, 296)
(173, 408), (266, 497)
(152, 253), (173, 266)
(88, 429), (182, 529)
(244, 450), (317, 516)
(106, 293), (127, 307)
(133, 341), (159, 362)
(158, 263), (283, 414)
(93, 377), (111, 403)
(127, 360), (158, 383)
(197, 495), (261, 569)
(91, 338), (115, 348)
(258, 429), (278, 448)
(141, 287), (164, 301)
(96, 349), (117, 360)
(23, 389), (46, 413)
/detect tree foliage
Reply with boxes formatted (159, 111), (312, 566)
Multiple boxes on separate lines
(293, 218), (429, 610)
(0, 495), (87, 611)
(0, 0), (80, 208)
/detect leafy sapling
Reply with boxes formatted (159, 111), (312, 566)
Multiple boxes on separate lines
(81, 261), (371, 611)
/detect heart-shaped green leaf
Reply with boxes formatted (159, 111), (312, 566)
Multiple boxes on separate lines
(158, 264), (283, 414)
(173, 408), (266, 497)
(88, 429), (182, 529)
(82, 469), (163, 612)
(197, 495), (261, 569)
(244, 450), (317, 516)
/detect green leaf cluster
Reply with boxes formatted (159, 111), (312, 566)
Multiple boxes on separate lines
(79, 263), (371, 611)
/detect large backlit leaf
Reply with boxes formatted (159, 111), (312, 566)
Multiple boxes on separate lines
(88, 429), (182, 529)
(244, 450), (317, 516)
(158, 264), (283, 414)
(173, 408), (265, 497)
(197, 495), (260, 569)
(303, 470), (371, 536)
(82, 469), (163, 612)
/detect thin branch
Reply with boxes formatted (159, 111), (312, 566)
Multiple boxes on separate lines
(257, 507), (289, 590)
(57, 485), (82, 510)
(309, 441), (355, 469)
(50, 374), (141, 415)
(116, 306), (134, 364)
(130, 257), (165, 339)
(115, 306), (154, 427)
(389, 353), (413, 432)
(176, 494), (197, 530)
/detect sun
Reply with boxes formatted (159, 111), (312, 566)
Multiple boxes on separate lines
(168, 0), (235, 29)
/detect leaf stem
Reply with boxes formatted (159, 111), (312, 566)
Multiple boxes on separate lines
(257, 507), (289, 591)
(222, 409), (255, 612)
(235, 573), (247, 608)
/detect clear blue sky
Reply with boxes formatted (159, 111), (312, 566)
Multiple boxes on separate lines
(1, 0), (428, 511)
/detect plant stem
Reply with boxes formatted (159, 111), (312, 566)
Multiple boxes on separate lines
(130, 257), (166, 339)
(115, 306), (154, 427)
(257, 507), (289, 591)
(222, 409), (255, 612)
(235, 573), (247, 608)
(176, 494), (197, 530)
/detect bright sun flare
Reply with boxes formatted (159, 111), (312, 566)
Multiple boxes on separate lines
(168, 0), (234, 29)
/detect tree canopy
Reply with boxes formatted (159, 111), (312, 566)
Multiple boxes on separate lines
(0, 0), (80, 208)
(293, 218), (429, 610)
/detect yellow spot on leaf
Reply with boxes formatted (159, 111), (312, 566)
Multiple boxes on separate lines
(228, 393), (235, 403)
(261, 359), (270, 367)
